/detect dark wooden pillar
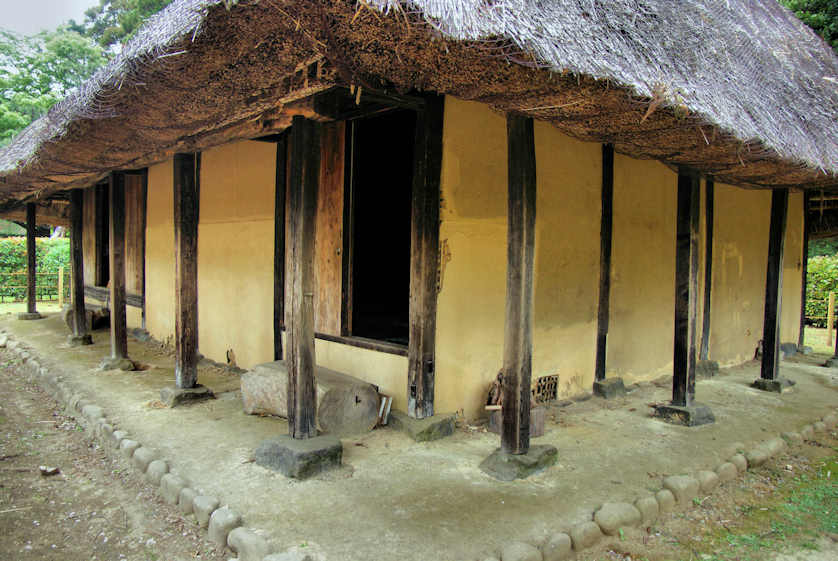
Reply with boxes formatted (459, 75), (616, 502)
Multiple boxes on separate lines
(594, 144), (614, 382)
(94, 183), (109, 286)
(173, 153), (200, 389)
(798, 191), (809, 350)
(502, 114), (536, 455)
(70, 190), (91, 342)
(274, 134), (288, 361)
(407, 95), (444, 419)
(672, 169), (700, 407)
(25, 203), (37, 314)
(760, 189), (789, 381)
(108, 173), (128, 359)
(287, 116), (320, 440)
(699, 178), (714, 361)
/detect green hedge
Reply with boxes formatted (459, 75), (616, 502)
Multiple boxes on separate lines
(0, 237), (70, 302)
(806, 254), (838, 327)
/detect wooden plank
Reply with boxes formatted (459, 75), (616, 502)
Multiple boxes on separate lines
(70, 190), (89, 338)
(82, 188), (97, 286)
(25, 203), (37, 314)
(83, 285), (143, 308)
(274, 134), (288, 361)
(314, 121), (345, 336)
(95, 183), (109, 286)
(287, 116), (320, 440)
(760, 188), (789, 381)
(108, 173), (128, 359)
(124, 175), (146, 297)
(700, 178), (715, 361)
(140, 169), (148, 329)
(799, 190), (810, 350)
(594, 144), (614, 382)
(173, 153), (200, 389)
(340, 121), (356, 336)
(407, 95), (444, 419)
(672, 169), (700, 406)
(502, 113), (536, 455)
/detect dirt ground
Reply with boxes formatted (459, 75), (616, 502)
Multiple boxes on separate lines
(0, 351), (226, 561)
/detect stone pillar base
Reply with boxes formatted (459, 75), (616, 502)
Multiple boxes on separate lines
(695, 360), (720, 378)
(751, 377), (795, 393)
(99, 356), (135, 371)
(254, 435), (342, 479)
(68, 334), (93, 347)
(389, 411), (457, 442)
(653, 402), (715, 427)
(160, 384), (214, 408)
(17, 312), (43, 320)
(593, 377), (627, 399)
(479, 445), (558, 481)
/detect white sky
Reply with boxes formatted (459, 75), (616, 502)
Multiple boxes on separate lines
(2, 0), (94, 35)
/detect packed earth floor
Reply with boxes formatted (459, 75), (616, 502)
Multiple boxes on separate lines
(1, 313), (837, 561)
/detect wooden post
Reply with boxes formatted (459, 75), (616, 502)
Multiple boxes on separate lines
(25, 203), (37, 314)
(173, 153), (200, 389)
(828, 292), (835, 347)
(69, 189), (90, 341)
(798, 191), (809, 350)
(672, 169), (700, 407)
(94, 183), (109, 286)
(287, 116), (320, 440)
(274, 134), (288, 361)
(407, 95), (444, 419)
(699, 178), (714, 361)
(139, 169), (149, 330)
(58, 266), (64, 307)
(502, 114), (536, 455)
(108, 173), (128, 359)
(594, 144), (614, 382)
(760, 188), (789, 381)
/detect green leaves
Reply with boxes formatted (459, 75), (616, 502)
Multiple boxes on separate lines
(780, 0), (838, 52)
(806, 254), (838, 326)
(68, 0), (174, 49)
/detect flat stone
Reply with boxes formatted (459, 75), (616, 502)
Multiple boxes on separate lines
(592, 378), (627, 399)
(745, 446), (769, 467)
(751, 377), (795, 393)
(594, 502), (641, 535)
(479, 445), (558, 481)
(178, 487), (197, 515)
(227, 527), (270, 561)
(801, 425), (815, 439)
(97, 422), (114, 440)
(132, 447), (158, 472)
(146, 459), (169, 485)
(781, 431), (803, 444)
(193, 495), (219, 528)
(159, 473), (186, 504)
(569, 521), (602, 551)
(695, 360), (720, 378)
(112, 430), (129, 448)
(823, 413), (838, 429)
(814, 421), (827, 432)
(542, 532), (572, 561)
(730, 453), (748, 472)
(208, 506), (242, 546)
(653, 403), (715, 426)
(697, 470), (719, 493)
(0, 335), (7, 348)
(255, 435), (342, 479)
(389, 410), (457, 442)
(500, 541), (541, 561)
(823, 357), (838, 367)
(780, 342), (798, 359)
(119, 439), (140, 458)
(716, 462), (738, 482)
(17, 312), (43, 321)
(160, 384), (215, 408)
(263, 552), (314, 561)
(81, 404), (104, 422)
(662, 475), (700, 505)
(67, 334), (93, 347)
(99, 356), (135, 371)
(635, 496), (659, 525)
(655, 489), (676, 513)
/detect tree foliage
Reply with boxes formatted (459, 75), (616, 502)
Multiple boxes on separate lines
(69, 0), (174, 49)
(781, 0), (838, 52)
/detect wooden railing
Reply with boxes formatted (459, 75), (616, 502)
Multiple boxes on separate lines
(0, 267), (70, 304)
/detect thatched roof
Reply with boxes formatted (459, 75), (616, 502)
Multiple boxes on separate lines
(1, 0), (837, 207)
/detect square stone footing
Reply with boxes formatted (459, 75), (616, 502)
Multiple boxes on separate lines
(160, 385), (214, 408)
(389, 411), (456, 442)
(823, 357), (838, 368)
(479, 445), (558, 481)
(99, 356), (135, 371)
(17, 312), (43, 320)
(593, 378), (627, 399)
(751, 377), (796, 393)
(67, 334), (93, 347)
(696, 360), (720, 379)
(254, 435), (342, 479)
(653, 403), (715, 427)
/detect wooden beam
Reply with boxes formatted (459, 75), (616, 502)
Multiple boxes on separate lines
(287, 116), (320, 440)
(173, 153), (200, 389)
(139, 169), (148, 330)
(760, 188), (789, 380)
(799, 190), (810, 350)
(407, 95), (444, 419)
(672, 169), (700, 407)
(108, 173), (128, 360)
(699, 178), (714, 361)
(274, 133), (288, 361)
(594, 144), (614, 382)
(502, 114), (536, 455)
(70, 190), (90, 339)
(25, 203), (37, 314)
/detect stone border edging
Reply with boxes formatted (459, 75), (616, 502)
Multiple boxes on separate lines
(2, 330), (836, 561)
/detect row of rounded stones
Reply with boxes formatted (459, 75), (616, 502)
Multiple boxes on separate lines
(2, 337), (293, 561)
(484, 409), (838, 561)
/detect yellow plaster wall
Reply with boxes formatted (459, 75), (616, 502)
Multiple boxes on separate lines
(145, 160), (175, 342)
(781, 192), (804, 344)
